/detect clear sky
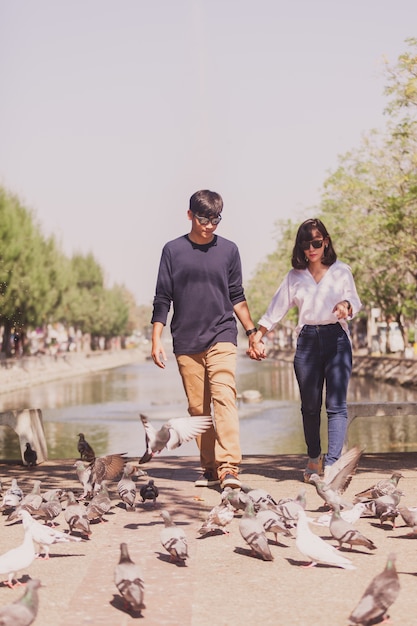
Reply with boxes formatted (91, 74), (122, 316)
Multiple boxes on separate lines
(0, 1), (415, 306)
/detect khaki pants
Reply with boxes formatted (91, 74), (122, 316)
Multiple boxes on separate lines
(176, 342), (241, 477)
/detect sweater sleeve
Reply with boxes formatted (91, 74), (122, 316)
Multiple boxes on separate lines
(228, 246), (246, 306)
(151, 245), (173, 325)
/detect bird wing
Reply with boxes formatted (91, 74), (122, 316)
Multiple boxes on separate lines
(327, 446), (364, 494)
(165, 416), (213, 450)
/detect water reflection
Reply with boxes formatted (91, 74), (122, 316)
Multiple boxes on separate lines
(0, 354), (416, 460)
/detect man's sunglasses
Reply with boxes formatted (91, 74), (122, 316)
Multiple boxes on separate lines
(194, 214), (222, 226)
(299, 239), (324, 251)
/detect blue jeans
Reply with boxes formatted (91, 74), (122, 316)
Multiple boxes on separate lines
(293, 323), (352, 466)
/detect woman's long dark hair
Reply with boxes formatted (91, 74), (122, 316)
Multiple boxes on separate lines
(291, 218), (337, 269)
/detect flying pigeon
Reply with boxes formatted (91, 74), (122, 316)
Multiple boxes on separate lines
(23, 443), (37, 468)
(348, 553), (400, 625)
(138, 413), (213, 463)
(77, 433), (95, 461)
(398, 505), (417, 535)
(0, 523), (36, 587)
(90, 453), (127, 492)
(114, 542), (145, 614)
(140, 479), (159, 506)
(86, 482), (112, 522)
(329, 505), (377, 551)
(295, 508), (356, 569)
(198, 502), (235, 535)
(322, 446), (364, 492)
(160, 510), (188, 564)
(63, 491), (91, 538)
(353, 471), (403, 503)
(308, 474), (353, 511)
(0, 578), (41, 625)
(239, 500), (274, 561)
(18, 509), (81, 559)
(255, 502), (293, 544)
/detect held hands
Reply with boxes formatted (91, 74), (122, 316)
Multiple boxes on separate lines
(333, 300), (352, 320)
(247, 336), (267, 361)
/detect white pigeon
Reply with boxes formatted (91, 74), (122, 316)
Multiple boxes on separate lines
(0, 523), (36, 587)
(295, 508), (356, 569)
(310, 502), (368, 527)
(18, 509), (82, 559)
(139, 413), (213, 463)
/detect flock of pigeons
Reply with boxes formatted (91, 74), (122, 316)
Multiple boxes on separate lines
(0, 415), (414, 624)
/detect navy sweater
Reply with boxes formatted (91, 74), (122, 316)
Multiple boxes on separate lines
(151, 234), (247, 354)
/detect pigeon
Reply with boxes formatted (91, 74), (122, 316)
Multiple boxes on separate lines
(140, 480), (159, 505)
(239, 500), (274, 561)
(90, 453), (127, 492)
(114, 542), (145, 614)
(353, 471), (403, 503)
(256, 502), (293, 544)
(63, 491), (91, 537)
(18, 509), (81, 559)
(240, 484), (278, 509)
(221, 487), (251, 513)
(275, 490), (307, 528)
(0, 578), (41, 625)
(311, 502), (368, 527)
(7, 481), (43, 522)
(329, 505), (377, 551)
(77, 433), (95, 461)
(308, 474), (353, 510)
(348, 553), (400, 625)
(0, 478), (23, 513)
(33, 496), (62, 527)
(160, 510), (188, 564)
(198, 502), (235, 535)
(295, 508), (356, 569)
(41, 488), (65, 503)
(0, 524), (36, 587)
(398, 505), (417, 535)
(86, 482), (112, 522)
(23, 443), (37, 467)
(138, 413), (213, 463)
(74, 460), (94, 499)
(117, 464), (138, 512)
(322, 447), (364, 492)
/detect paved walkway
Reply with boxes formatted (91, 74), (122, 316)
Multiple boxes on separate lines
(0, 452), (416, 625)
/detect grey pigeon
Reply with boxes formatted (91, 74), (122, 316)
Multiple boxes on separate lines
(33, 497), (62, 527)
(239, 500), (273, 561)
(140, 479), (159, 505)
(138, 413), (213, 463)
(77, 433), (95, 461)
(221, 487), (251, 513)
(295, 508), (355, 569)
(398, 505), (417, 535)
(114, 542), (145, 614)
(256, 502), (293, 544)
(0, 478), (23, 512)
(322, 446), (364, 492)
(0, 523), (36, 587)
(86, 481), (112, 522)
(198, 502), (235, 535)
(353, 471), (403, 503)
(309, 474), (353, 510)
(41, 488), (64, 503)
(23, 443), (37, 468)
(348, 553), (400, 625)
(7, 481), (43, 522)
(275, 490), (307, 528)
(240, 484), (278, 509)
(63, 491), (91, 537)
(160, 510), (188, 563)
(0, 578), (41, 625)
(90, 453), (127, 493)
(19, 509), (81, 559)
(117, 463), (139, 511)
(329, 504), (377, 551)
(74, 460), (94, 499)
(369, 492), (403, 528)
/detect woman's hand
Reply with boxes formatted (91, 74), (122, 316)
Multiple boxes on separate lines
(333, 300), (352, 320)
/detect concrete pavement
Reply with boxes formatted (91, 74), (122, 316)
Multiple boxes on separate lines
(0, 452), (416, 625)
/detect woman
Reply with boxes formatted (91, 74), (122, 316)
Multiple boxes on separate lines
(249, 218), (361, 482)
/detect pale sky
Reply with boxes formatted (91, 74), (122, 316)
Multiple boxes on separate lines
(0, 1), (415, 306)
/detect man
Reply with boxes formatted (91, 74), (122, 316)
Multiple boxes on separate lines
(151, 189), (258, 489)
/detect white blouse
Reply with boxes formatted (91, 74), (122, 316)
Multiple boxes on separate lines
(258, 260), (362, 337)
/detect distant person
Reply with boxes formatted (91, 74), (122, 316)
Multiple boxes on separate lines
(248, 218), (361, 482)
(151, 189), (259, 490)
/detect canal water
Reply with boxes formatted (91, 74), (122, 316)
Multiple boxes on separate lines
(0, 353), (416, 461)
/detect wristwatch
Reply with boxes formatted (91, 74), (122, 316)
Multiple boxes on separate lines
(245, 328), (258, 337)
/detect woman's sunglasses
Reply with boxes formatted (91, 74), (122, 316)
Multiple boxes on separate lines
(299, 239), (324, 251)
